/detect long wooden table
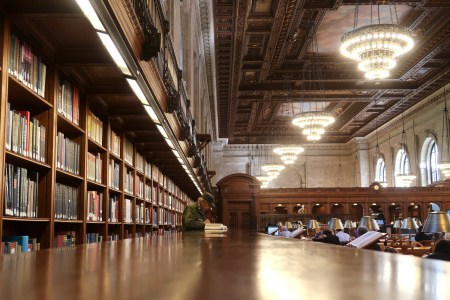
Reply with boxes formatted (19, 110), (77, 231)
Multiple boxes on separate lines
(1, 230), (450, 299)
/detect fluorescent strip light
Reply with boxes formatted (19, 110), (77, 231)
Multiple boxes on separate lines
(172, 149), (180, 158)
(126, 78), (148, 104)
(182, 165), (188, 170)
(165, 138), (175, 149)
(156, 125), (169, 139)
(75, 0), (105, 31)
(177, 157), (184, 164)
(144, 105), (160, 124)
(97, 32), (131, 75)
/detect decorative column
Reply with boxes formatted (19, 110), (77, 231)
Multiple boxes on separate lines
(356, 137), (370, 187)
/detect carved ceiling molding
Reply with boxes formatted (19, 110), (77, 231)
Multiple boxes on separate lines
(199, 0), (218, 140)
(229, 0), (251, 140)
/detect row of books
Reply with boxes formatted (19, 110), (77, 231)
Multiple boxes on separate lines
(124, 138), (133, 165)
(87, 191), (103, 222)
(124, 198), (133, 223)
(55, 183), (78, 220)
(5, 104), (46, 162)
(57, 77), (80, 125)
(136, 176), (144, 198)
(108, 195), (120, 223)
(110, 130), (121, 157)
(136, 153), (144, 173)
(124, 169), (134, 194)
(86, 232), (103, 244)
(87, 152), (103, 183)
(1, 236), (40, 254)
(54, 231), (76, 248)
(108, 159), (120, 190)
(4, 163), (39, 217)
(56, 132), (80, 175)
(8, 33), (47, 97)
(87, 109), (103, 145)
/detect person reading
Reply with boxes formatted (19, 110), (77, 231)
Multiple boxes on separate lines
(181, 192), (215, 231)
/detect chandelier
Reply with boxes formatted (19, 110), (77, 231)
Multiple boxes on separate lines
(340, 4), (414, 80)
(395, 174), (416, 187)
(255, 175), (272, 188)
(273, 145), (304, 165)
(438, 77), (450, 176)
(395, 118), (416, 187)
(292, 30), (335, 141)
(292, 112), (335, 141)
(261, 164), (285, 179)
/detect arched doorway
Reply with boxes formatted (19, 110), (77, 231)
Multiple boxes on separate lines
(216, 173), (260, 230)
(408, 203), (422, 220)
(331, 203), (345, 217)
(388, 203), (402, 223)
(274, 204), (288, 214)
(311, 203), (326, 215)
(350, 203), (363, 222)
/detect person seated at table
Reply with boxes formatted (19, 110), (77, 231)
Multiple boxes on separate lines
(335, 228), (351, 244)
(414, 226), (432, 242)
(425, 239), (450, 262)
(314, 228), (340, 245)
(356, 226), (381, 251)
(280, 226), (292, 238)
(181, 192), (215, 231)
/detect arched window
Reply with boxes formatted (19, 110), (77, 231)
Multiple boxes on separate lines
(420, 137), (440, 185)
(375, 157), (386, 183)
(428, 140), (439, 184)
(395, 148), (412, 187)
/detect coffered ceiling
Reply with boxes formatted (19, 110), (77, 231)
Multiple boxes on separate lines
(211, 0), (450, 144)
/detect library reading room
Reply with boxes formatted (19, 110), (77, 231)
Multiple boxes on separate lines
(1, 0), (450, 299)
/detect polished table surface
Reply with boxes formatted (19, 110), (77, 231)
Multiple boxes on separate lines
(1, 230), (450, 300)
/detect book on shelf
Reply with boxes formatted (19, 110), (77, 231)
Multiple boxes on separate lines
(54, 231), (76, 248)
(346, 231), (386, 249)
(57, 77), (79, 125)
(2, 236), (29, 253)
(204, 223), (228, 233)
(87, 109), (103, 145)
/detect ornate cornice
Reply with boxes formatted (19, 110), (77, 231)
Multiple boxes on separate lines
(199, 0), (218, 141)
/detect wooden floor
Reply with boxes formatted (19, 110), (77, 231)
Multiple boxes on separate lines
(1, 231), (450, 300)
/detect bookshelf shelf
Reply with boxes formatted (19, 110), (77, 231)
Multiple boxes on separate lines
(109, 152), (122, 162)
(54, 219), (83, 224)
(57, 115), (85, 137)
(87, 180), (106, 189)
(88, 138), (106, 153)
(7, 75), (52, 110)
(56, 169), (84, 182)
(5, 151), (51, 170)
(108, 188), (122, 194)
(2, 217), (50, 222)
(86, 221), (105, 225)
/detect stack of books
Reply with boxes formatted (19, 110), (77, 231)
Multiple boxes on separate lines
(204, 223), (228, 236)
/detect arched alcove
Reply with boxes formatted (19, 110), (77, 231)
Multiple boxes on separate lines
(216, 173), (260, 230)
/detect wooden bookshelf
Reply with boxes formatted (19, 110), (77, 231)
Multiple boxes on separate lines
(0, 5), (194, 253)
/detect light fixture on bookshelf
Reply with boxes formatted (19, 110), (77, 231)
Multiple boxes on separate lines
(143, 105), (160, 124)
(172, 149), (181, 158)
(97, 32), (132, 76)
(165, 137), (175, 149)
(156, 124), (169, 139)
(126, 78), (148, 105)
(75, 0), (105, 31)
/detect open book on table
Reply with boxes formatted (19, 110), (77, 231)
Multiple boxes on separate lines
(204, 223), (228, 232)
(290, 227), (306, 238)
(346, 231), (386, 249)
